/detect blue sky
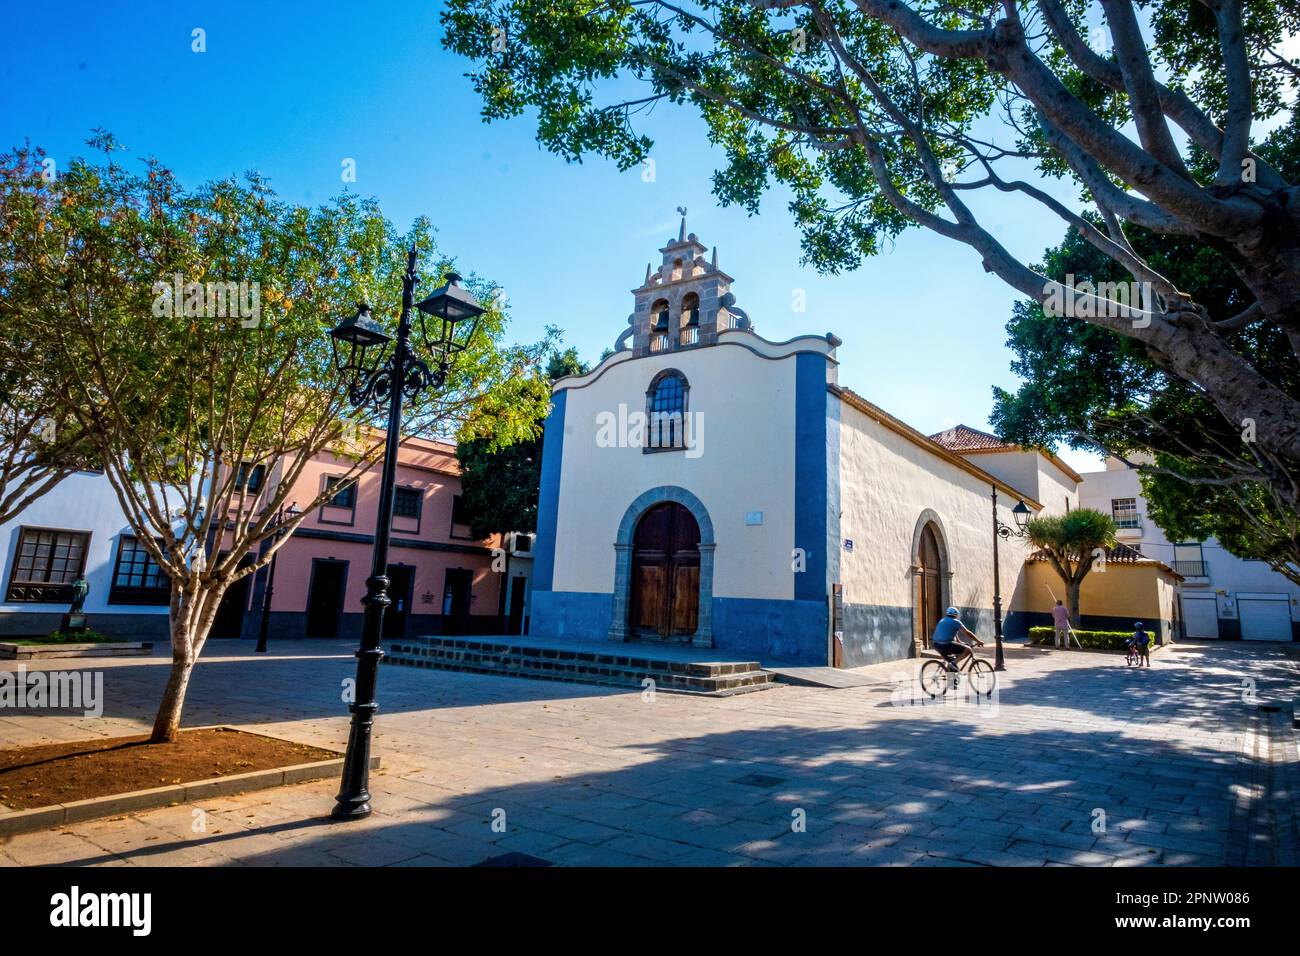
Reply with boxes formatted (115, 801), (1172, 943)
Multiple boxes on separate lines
(1, 0), (1103, 471)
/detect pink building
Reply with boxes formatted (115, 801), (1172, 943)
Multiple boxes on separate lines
(209, 436), (515, 642)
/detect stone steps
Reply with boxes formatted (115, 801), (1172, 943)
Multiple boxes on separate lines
(382, 636), (777, 696)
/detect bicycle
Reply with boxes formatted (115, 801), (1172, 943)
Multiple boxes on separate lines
(920, 642), (997, 698)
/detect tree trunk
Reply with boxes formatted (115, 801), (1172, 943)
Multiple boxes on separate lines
(150, 585), (221, 743)
(1066, 579), (1083, 628)
(150, 647), (197, 742)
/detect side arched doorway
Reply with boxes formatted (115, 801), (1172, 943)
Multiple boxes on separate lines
(629, 502), (700, 641)
(917, 524), (944, 648)
(910, 512), (952, 653)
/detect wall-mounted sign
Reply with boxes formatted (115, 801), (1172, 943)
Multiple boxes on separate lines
(843, 539), (854, 552)
(745, 511), (764, 526)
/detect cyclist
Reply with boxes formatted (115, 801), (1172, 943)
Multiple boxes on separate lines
(932, 607), (984, 671)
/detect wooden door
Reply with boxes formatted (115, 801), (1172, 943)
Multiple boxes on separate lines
(630, 502), (700, 641)
(507, 576), (526, 635)
(210, 553), (255, 638)
(305, 560), (347, 638)
(918, 524), (943, 648)
(441, 568), (472, 635)
(382, 565), (414, 638)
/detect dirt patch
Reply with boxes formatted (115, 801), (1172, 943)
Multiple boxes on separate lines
(0, 727), (339, 810)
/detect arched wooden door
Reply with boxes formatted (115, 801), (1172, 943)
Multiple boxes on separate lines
(629, 502), (700, 641)
(918, 524), (944, 648)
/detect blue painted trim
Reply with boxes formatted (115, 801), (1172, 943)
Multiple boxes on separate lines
(712, 597), (828, 664)
(532, 390), (566, 592)
(794, 353), (828, 602)
(531, 590), (613, 641)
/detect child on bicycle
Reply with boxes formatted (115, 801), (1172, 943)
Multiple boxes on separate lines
(1129, 622), (1151, 667)
(1124, 634), (1140, 666)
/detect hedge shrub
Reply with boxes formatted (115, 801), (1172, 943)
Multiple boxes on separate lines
(1028, 627), (1143, 651)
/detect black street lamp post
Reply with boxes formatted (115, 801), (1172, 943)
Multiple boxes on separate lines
(255, 502), (299, 653)
(328, 247), (484, 821)
(990, 487), (1032, 673)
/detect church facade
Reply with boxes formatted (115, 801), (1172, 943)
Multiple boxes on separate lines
(530, 220), (1048, 667)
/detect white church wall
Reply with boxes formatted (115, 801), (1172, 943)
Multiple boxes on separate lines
(550, 342), (801, 602)
(836, 399), (1030, 664)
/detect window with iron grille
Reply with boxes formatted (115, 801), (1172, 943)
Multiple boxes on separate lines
(1111, 497), (1140, 528)
(647, 371), (687, 449)
(393, 487), (422, 520)
(325, 476), (356, 509)
(6, 527), (91, 603)
(109, 536), (170, 605)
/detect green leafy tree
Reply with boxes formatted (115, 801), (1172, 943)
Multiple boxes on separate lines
(455, 342), (588, 539)
(1025, 508), (1118, 625)
(2, 137), (549, 741)
(442, 0), (1300, 507)
(546, 346), (590, 381)
(992, 120), (1300, 584)
(0, 149), (98, 521)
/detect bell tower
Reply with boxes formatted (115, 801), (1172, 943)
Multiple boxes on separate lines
(615, 211), (751, 358)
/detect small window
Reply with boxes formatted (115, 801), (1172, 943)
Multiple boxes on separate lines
(513, 533), (533, 554)
(1111, 497), (1139, 529)
(109, 536), (170, 605)
(326, 476), (356, 509)
(6, 527), (91, 603)
(1172, 542), (1207, 577)
(393, 487), (422, 520)
(450, 494), (474, 538)
(235, 462), (265, 493)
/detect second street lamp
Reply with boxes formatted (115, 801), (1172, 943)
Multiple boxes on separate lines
(990, 489), (1032, 672)
(329, 247), (485, 821)
(254, 502), (299, 654)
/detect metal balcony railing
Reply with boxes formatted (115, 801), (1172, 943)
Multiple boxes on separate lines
(679, 325), (699, 346)
(1173, 560), (1208, 577)
(1113, 516), (1142, 531)
(649, 333), (669, 353)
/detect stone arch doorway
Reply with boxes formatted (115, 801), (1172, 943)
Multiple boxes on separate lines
(910, 511), (952, 653)
(610, 486), (715, 647)
(629, 502), (700, 641)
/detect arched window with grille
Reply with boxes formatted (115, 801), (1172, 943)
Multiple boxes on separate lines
(646, 370), (688, 451)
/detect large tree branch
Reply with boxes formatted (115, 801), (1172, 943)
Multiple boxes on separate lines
(1097, 0), (1189, 177)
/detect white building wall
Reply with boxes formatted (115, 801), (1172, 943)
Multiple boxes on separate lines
(1035, 459), (1080, 515)
(550, 342), (800, 601)
(0, 471), (171, 632)
(952, 449), (1078, 516)
(1077, 461), (1300, 638)
(836, 402), (1030, 618)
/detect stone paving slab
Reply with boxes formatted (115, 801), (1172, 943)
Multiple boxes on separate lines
(0, 637), (1296, 867)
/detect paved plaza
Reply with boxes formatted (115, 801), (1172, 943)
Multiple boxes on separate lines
(0, 638), (1296, 867)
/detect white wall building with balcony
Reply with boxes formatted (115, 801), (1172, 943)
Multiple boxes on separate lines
(1077, 457), (1300, 642)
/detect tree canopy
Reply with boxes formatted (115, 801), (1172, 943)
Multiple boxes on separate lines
(0, 135), (550, 739)
(993, 119), (1300, 583)
(1025, 507), (1118, 623)
(442, 0), (1300, 508)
